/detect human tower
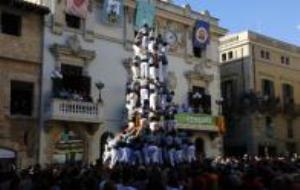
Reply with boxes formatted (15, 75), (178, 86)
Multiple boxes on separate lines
(103, 25), (196, 168)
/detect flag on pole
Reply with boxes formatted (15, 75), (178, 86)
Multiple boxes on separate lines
(65, 0), (89, 18)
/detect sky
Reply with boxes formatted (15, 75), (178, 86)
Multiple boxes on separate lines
(174, 0), (300, 46)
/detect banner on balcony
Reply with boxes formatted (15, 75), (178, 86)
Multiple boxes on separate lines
(175, 113), (215, 126)
(135, 0), (156, 30)
(65, 0), (89, 18)
(193, 20), (210, 49)
(102, 0), (123, 26)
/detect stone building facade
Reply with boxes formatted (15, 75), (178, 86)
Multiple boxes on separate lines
(220, 31), (300, 156)
(0, 1), (49, 170)
(38, 0), (227, 165)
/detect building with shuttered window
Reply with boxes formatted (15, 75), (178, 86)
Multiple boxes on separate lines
(220, 31), (300, 156)
(0, 0), (49, 170)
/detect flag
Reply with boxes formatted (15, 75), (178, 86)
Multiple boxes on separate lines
(65, 0), (89, 18)
(216, 116), (226, 135)
(193, 20), (210, 49)
(102, 0), (123, 25)
(135, 0), (156, 30)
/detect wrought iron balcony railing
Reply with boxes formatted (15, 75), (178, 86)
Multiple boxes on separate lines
(223, 92), (281, 115)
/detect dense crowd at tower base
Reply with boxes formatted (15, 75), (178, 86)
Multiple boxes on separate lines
(1, 156), (300, 190)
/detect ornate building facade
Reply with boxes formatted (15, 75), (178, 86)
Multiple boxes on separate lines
(39, 0), (227, 165)
(0, 1), (49, 170)
(220, 31), (300, 156)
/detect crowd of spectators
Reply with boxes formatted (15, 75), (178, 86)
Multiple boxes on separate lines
(1, 156), (300, 190)
(54, 88), (93, 102)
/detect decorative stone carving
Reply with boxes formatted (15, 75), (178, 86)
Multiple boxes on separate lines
(184, 63), (214, 82)
(194, 63), (205, 74)
(67, 35), (82, 54)
(156, 18), (186, 54)
(183, 4), (191, 17)
(50, 35), (96, 62)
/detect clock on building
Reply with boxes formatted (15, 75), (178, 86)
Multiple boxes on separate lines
(164, 30), (178, 46)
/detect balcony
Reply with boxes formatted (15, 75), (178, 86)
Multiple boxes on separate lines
(283, 103), (300, 118)
(48, 99), (102, 124)
(175, 113), (219, 132)
(223, 92), (281, 115)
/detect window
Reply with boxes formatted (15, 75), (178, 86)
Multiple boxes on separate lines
(286, 57), (290, 65)
(266, 116), (273, 126)
(61, 64), (83, 76)
(1, 12), (22, 36)
(286, 143), (296, 154)
(193, 47), (202, 58)
(262, 79), (274, 97)
(221, 80), (235, 100)
(260, 50), (271, 60)
(10, 81), (34, 116)
(265, 116), (274, 138)
(228, 51), (233, 60)
(222, 53), (227, 62)
(282, 84), (294, 105)
(65, 14), (81, 29)
(260, 50), (265, 58)
(287, 120), (294, 138)
(281, 56), (285, 64)
(265, 51), (270, 60)
(188, 86), (211, 114)
(281, 56), (290, 65)
(53, 64), (91, 100)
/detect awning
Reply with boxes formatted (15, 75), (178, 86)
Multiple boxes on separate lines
(0, 149), (16, 159)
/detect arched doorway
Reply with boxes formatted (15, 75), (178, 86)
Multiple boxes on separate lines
(99, 132), (114, 163)
(0, 148), (16, 173)
(195, 138), (205, 158)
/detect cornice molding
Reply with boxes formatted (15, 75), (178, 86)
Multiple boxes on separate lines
(50, 35), (96, 62)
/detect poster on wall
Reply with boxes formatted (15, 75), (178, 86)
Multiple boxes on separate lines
(135, 0), (156, 30)
(65, 0), (89, 18)
(102, 0), (123, 25)
(193, 20), (210, 49)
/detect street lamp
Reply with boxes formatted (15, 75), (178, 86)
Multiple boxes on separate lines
(95, 81), (105, 103)
(216, 97), (224, 115)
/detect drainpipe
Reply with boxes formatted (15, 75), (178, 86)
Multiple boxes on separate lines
(251, 44), (257, 92)
(37, 14), (47, 166)
(250, 43), (258, 155)
(241, 48), (246, 92)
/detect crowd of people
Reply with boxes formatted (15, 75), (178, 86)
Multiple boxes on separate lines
(102, 130), (197, 168)
(1, 156), (300, 190)
(54, 88), (93, 102)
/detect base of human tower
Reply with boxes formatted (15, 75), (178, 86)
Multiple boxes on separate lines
(102, 25), (196, 169)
